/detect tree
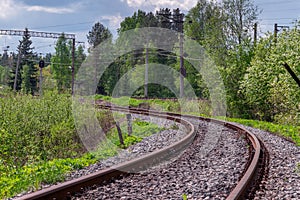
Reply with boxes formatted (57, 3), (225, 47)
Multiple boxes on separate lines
(9, 28), (37, 94)
(184, 1), (227, 99)
(87, 22), (112, 48)
(184, 0), (259, 117)
(86, 22), (112, 94)
(221, 0), (259, 117)
(51, 33), (72, 92)
(75, 45), (86, 75)
(223, 0), (259, 46)
(185, 0), (227, 67)
(0, 50), (10, 85)
(116, 9), (181, 98)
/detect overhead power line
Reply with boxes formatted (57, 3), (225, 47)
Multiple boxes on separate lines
(32, 21), (94, 30)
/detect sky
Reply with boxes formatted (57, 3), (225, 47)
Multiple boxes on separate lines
(0, 0), (299, 55)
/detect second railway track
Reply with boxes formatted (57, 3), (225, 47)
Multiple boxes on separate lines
(17, 105), (267, 200)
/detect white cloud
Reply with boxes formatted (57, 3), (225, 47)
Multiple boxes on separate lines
(0, 0), (21, 19)
(101, 13), (123, 29)
(0, 0), (79, 19)
(25, 5), (75, 14)
(124, 0), (198, 12)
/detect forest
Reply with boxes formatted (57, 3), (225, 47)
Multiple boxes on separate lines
(1, 0), (299, 126)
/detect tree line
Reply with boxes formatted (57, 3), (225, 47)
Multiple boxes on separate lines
(0, 29), (86, 94)
(0, 0), (299, 126)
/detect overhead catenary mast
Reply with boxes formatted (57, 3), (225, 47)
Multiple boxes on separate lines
(0, 29), (76, 94)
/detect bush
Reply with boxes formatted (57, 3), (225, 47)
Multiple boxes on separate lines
(0, 91), (81, 170)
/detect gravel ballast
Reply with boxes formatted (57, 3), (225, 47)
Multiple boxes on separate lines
(72, 117), (249, 200)
(13, 113), (299, 199)
(231, 124), (300, 200)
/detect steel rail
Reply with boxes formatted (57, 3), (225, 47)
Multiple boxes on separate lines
(17, 106), (195, 200)
(107, 105), (263, 200)
(17, 105), (263, 200)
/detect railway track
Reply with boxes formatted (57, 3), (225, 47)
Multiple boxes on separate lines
(17, 105), (267, 200)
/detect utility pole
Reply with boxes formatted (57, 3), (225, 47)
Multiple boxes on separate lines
(274, 23), (289, 43)
(13, 42), (22, 92)
(144, 47), (148, 98)
(253, 22), (257, 46)
(157, 9), (185, 98)
(0, 29), (76, 94)
(179, 24), (184, 98)
(274, 23), (278, 42)
(71, 38), (75, 95)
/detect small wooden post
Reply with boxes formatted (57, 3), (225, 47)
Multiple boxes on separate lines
(116, 121), (124, 146)
(126, 114), (132, 136)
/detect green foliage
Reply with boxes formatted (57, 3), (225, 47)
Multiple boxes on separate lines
(51, 34), (72, 92)
(87, 22), (112, 48)
(0, 65), (9, 85)
(0, 92), (81, 169)
(75, 45), (86, 75)
(97, 95), (212, 116)
(119, 10), (158, 33)
(111, 9), (180, 98)
(105, 118), (163, 149)
(8, 28), (38, 94)
(134, 120), (150, 126)
(1, 93), (166, 198)
(117, 135), (142, 149)
(0, 154), (96, 199)
(86, 22), (113, 95)
(241, 29), (300, 125)
(225, 118), (300, 146)
(185, 0), (259, 117)
(222, 0), (259, 45)
(0, 92), (101, 198)
(185, 0), (227, 67)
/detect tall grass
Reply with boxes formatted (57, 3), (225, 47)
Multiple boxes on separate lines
(0, 91), (82, 169)
(0, 92), (166, 199)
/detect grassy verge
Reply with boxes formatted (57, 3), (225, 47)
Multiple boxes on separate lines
(223, 118), (300, 146)
(95, 95), (212, 116)
(0, 154), (97, 198)
(1, 118), (163, 199)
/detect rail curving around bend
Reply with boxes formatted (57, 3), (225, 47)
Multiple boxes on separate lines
(17, 105), (265, 200)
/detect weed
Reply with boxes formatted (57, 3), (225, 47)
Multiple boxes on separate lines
(170, 123), (179, 130)
(182, 193), (188, 200)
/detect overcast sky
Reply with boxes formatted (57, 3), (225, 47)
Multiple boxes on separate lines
(0, 0), (299, 54)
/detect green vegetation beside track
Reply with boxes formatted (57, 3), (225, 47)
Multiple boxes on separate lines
(96, 95), (300, 146)
(0, 92), (164, 199)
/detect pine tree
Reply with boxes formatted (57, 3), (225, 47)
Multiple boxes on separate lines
(87, 22), (112, 48)
(51, 33), (72, 92)
(9, 28), (37, 94)
(87, 22), (112, 94)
